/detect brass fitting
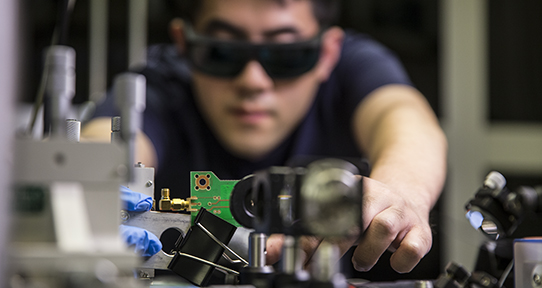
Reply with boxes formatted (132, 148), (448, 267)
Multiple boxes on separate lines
(171, 198), (190, 211)
(159, 188), (172, 211)
(158, 188), (197, 212)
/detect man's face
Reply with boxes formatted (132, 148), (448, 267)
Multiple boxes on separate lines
(188, 0), (330, 160)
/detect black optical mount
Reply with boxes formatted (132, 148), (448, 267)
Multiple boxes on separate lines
(230, 158), (364, 288)
(465, 171), (542, 240)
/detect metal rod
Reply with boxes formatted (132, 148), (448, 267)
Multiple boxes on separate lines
(89, 0), (108, 103)
(128, 0), (147, 69)
(176, 252), (240, 275)
(196, 222), (249, 266)
(497, 260), (513, 288)
(113, 73), (146, 183)
(46, 46), (76, 139)
(248, 232), (267, 268)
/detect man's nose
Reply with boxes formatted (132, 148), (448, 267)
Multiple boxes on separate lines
(232, 60), (274, 96)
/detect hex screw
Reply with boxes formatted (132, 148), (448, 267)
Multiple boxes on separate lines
(120, 210), (129, 222)
(146, 180), (153, 187)
(534, 274), (542, 286)
(480, 276), (490, 286)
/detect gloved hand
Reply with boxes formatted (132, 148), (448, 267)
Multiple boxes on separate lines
(120, 185), (162, 257)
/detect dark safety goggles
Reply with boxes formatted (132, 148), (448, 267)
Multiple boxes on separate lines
(184, 24), (322, 79)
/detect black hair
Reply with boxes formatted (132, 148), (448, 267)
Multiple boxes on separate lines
(180, 0), (340, 28)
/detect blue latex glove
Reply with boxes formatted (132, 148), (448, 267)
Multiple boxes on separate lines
(120, 185), (153, 211)
(120, 186), (162, 257)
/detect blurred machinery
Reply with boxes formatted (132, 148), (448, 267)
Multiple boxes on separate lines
(465, 171), (542, 288)
(123, 158), (364, 288)
(10, 45), (147, 288)
(230, 158), (363, 288)
(432, 171), (542, 288)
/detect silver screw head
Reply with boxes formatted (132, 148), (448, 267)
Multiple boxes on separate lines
(120, 210), (129, 222)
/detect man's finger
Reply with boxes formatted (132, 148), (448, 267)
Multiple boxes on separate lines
(389, 226), (432, 273)
(305, 234), (360, 272)
(265, 234), (284, 265)
(300, 236), (323, 267)
(351, 208), (404, 271)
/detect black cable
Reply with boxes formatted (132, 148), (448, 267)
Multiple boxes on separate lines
(55, 0), (72, 45)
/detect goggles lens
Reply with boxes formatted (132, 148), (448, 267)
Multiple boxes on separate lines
(185, 25), (322, 79)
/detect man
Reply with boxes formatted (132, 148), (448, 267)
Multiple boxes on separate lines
(84, 0), (447, 274)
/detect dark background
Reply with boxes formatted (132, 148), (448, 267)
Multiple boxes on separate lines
(21, 0), (542, 282)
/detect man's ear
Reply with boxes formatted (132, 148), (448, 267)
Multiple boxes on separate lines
(314, 26), (344, 82)
(169, 18), (186, 54)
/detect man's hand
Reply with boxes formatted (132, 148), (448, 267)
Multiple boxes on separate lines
(265, 177), (433, 274)
(352, 177), (432, 273)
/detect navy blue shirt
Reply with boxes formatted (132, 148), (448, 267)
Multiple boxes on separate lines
(94, 31), (412, 199)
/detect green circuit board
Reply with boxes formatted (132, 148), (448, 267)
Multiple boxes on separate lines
(189, 171), (241, 227)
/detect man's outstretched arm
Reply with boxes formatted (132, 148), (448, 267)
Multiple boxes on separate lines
(351, 84), (447, 273)
(265, 84), (447, 271)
